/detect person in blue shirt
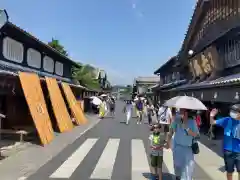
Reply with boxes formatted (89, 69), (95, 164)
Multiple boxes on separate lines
(166, 108), (199, 180)
(210, 104), (240, 180)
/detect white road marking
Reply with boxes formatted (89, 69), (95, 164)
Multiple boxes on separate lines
(50, 138), (98, 178)
(18, 177), (27, 180)
(131, 139), (150, 180)
(196, 141), (238, 180)
(90, 139), (120, 179)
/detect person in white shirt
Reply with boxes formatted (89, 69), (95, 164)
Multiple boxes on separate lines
(158, 106), (172, 134)
(123, 100), (133, 125)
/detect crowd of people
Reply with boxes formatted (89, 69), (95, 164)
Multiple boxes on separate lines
(121, 95), (240, 180)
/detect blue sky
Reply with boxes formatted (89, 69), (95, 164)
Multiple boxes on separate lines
(2, 0), (195, 85)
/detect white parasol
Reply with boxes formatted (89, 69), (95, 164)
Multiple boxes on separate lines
(164, 96), (207, 110)
(90, 96), (102, 106)
(100, 94), (107, 97)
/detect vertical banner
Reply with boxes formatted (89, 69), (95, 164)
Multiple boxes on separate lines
(61, 82), (87, 125)
(19, 72), (54, 145)
(45, 77), (73, 132)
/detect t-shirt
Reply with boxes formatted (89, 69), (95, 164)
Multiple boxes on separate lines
(158, 107), (172, 124)
(215, 117), (240, 153)
(171, 115), (199, 147)
(126, 104), (133, 112)
(136, 100), (143, 111)
(149, 133), (165, 156)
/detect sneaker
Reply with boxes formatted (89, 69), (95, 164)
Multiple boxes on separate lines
(137, 122), (139, 124)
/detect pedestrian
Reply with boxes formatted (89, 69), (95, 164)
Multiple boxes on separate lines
(166, 108), (199, 180)
(99, 98), (107, 119)
(109, 97), (116, 117)
(149, 123), (166, 180)
(210, 104), (240, 180)
(123, 100), (133, 125)
(195, 110), (202, 130)
(135, 97), (144, 124)
(155, 101), (161, 120)
(158, 105), (172, 136)
(147, 101), (154, 125)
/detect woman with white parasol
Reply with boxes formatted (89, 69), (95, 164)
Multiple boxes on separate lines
(165, 96), (207, 180)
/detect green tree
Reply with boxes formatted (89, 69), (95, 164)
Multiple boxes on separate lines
(122, 85), (133, 95)
(72, 64), (101, 90)
(48, 38), (68, 56)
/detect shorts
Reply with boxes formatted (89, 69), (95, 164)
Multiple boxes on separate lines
(223, 150), (240, 173)
(150, 155), (163, 168)
(163, 124), (169, 133)
(110, 107), (115, 112)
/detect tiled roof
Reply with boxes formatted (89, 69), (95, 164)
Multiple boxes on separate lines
(210, 73), (240, 85)
(135, 76), (159, 83)
(172, 73), (240, 91)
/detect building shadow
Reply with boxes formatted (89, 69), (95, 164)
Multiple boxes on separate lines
(198, 132), (223, 157)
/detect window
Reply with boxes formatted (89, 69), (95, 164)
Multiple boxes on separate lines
(27, 48), (41, 68)
(43, 56), (54, 73)
(3, 37), (24, 63)
(55, 61), (63, 76)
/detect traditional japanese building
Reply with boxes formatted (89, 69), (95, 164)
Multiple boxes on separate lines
(160, 0), (240, 105)
(0, 20), (97, 144)
(132, 76), (160, 97)
(153, 56), (187, 103)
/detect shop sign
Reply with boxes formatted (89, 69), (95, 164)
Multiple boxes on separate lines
(189, 46), (218, 78)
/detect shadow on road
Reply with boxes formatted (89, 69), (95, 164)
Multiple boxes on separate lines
(142, 172), (174, 179)
(198, 133), (223, 157)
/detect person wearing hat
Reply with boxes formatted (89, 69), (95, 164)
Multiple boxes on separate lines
(210, 104), (240, 180)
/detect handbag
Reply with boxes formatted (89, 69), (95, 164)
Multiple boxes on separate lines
(191, 138), (199, 154)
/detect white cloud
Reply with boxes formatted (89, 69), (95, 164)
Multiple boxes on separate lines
(130, 0), (144, 18)
(132, 3), (136, 9)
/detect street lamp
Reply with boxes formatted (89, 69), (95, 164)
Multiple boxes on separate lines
(188, 49), (194, 56)
(0, 9), (8, 29)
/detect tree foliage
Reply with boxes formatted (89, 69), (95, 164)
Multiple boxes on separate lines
(48, 38), (68, 56)
(122, 85), (133, 95)
(72, 64), (101, 90)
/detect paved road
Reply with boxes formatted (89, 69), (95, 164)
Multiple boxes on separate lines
(26, 101), (225, 180)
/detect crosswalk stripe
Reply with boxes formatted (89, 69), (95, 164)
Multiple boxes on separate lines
(50, 138), (98, 178)
(90, 139), (120, 179)
(131, 139), (150, 180)
(196, 142), (238, 180)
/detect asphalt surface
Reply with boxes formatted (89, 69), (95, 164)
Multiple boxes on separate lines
(26, 101), (214, 180)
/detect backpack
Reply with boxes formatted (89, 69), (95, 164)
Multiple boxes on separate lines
(136, 100), (143, 110)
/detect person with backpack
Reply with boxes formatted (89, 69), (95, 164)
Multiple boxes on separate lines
(136, 97), (144, 124)
(158, 105), (172, 136)
(210, 104), (240, 180)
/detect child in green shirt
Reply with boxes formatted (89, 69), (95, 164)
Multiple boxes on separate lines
(149, 124), (166, 180)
